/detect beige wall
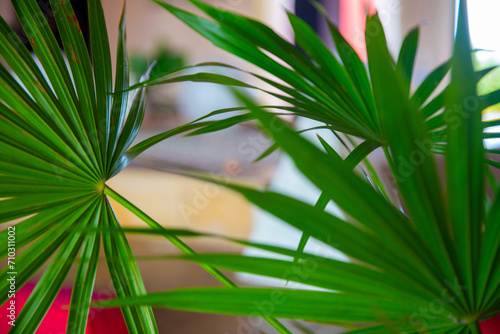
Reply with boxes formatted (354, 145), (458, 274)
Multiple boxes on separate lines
(0, 2), (15, 26)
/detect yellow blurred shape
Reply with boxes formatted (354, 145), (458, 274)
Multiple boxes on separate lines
(107, 168), (252, 241)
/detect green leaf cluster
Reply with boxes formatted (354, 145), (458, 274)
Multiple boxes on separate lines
(0, 0), (288, 332)
(3, 0), (500, 333)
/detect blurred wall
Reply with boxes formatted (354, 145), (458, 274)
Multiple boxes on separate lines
(0, 0), (456, 78)
(376, 0), (455, 84)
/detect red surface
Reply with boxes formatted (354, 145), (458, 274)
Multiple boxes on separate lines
(481, 313), (500, 334)
(0, 283), (128, 334)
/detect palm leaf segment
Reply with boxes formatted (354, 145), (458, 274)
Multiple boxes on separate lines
(0, 0), (288, 333)
(0, 0), (157, 332)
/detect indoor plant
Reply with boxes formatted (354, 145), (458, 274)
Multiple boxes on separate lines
(0, 0), (287, 333)
(95, 0), (500, 333)
(2, 0), (500, 333)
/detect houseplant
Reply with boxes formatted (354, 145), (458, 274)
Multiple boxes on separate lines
(0, 0), (291, 333)
(2, 0), (500, 333)
(95, 0), (500, 333)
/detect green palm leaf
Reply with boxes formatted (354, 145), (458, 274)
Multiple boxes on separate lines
(99, 0), (500, 332)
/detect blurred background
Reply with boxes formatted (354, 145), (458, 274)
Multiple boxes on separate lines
(2, 0), (498, 332)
